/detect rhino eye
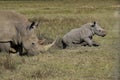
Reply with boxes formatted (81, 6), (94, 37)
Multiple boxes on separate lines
(32, 43), (35, 45)
(99, 30), (102, 32)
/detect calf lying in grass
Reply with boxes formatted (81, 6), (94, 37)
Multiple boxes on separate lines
(61, 22), (106, 49)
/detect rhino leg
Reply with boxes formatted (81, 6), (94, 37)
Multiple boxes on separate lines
(80, 41), (99, 47)
(89, 36), (99, 46)
(14, 45), (23, 56)
(11, 43), (24, 55)
(61, 40), (67, 49)
(9, 47), (16, 53)
(0, 42), (16, 53)
(61, 39), (75, 49)
(65, 42), (76, 49)
(83, 38), (93, 47)
(0, 43), (10, 53)
(80, 42), (88, 46)
(9, 42), (24, 55)
(92, 41), (99, 46)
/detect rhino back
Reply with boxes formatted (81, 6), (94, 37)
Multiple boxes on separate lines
(63, 28), (82, 43)
(0, 19), (16, 41)
(0, 11), (28, 23)
(62, 23), (93, 44)
(0, 11), (31, 43)
(79, 24), (93, 38)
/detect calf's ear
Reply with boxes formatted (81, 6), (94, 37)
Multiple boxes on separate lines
(91, 21), (96, 27)
(29, 21), (39, 30)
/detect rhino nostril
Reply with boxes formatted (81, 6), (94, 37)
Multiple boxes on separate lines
(99, 30), (102, 32)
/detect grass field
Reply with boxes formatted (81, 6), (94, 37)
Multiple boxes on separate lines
(0, 0), (119, 80)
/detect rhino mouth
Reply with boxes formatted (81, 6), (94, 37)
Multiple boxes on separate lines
(96, 32), (106, 37)
(101, 34), (106, 37)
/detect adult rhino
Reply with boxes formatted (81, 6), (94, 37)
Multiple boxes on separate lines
(0, 11), (56, 56)
(62, 22), (106, 49)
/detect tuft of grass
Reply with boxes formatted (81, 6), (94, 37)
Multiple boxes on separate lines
(30, 63), (66, 79)
(0, 54), (16, 71)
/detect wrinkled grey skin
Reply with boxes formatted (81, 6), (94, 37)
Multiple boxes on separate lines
(0, 43), (11, 53)
(0, 11), (56, 56)
(0, 42), (20, 53)
(62, 22), (106, 49)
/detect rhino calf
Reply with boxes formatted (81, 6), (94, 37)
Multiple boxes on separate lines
(62, 22), (106, 49)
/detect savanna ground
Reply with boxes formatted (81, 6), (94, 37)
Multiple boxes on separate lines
(0, 0), (119, 80)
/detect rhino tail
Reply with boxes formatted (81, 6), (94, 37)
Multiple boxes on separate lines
(43, 37), (58, 51)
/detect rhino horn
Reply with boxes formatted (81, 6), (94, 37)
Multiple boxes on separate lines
(43, 37), (57, 51)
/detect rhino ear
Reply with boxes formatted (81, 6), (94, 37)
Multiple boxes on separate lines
(29, 21), (39, 30)
(91, 21), (96, 27)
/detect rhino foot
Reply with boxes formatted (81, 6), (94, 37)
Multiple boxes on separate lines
(9, 48), (16, 53)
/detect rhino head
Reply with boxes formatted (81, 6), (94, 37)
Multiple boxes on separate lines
(22, 21), (56, 56)
(90, 21), (106, 37)
(23, 37), (57, 56)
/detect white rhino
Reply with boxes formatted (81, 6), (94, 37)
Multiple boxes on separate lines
(62, 22), (106, 49)
(0, 11), (56, 56)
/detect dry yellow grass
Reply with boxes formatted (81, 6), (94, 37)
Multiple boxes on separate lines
(0, 0), (119, 80)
